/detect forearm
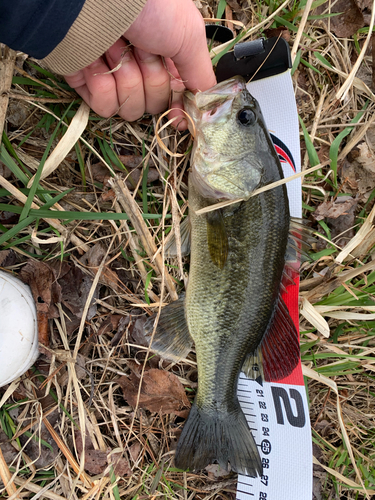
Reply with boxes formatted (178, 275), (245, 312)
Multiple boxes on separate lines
(0, 0), (147, 74)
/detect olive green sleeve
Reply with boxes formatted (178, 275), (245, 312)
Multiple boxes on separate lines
(43, 0), (147, 75)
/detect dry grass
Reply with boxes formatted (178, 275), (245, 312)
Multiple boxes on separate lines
(1, 1), (375, 499)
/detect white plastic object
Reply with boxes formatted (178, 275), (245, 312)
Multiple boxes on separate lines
(0, 270), (39, 387)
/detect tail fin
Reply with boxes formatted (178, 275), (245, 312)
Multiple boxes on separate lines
(175, 403), (263, 477)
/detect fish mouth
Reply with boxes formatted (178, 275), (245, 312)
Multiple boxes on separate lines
(184, 76), (247, 114)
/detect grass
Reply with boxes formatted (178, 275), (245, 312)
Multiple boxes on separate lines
(1, 1), (375, 499)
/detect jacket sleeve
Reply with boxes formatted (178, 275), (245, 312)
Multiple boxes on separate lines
(0, 0), (147, 75)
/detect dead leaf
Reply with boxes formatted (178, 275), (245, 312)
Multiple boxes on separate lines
(0, 249), (16, 267)
(354, 0), (373, 24)
(80, 243), (119, 292)
(314, 197), (358, 221)
(0, 211), (19, 224)
(264, 26), (291, 42)
(314, 0), (364, 38)
(355, 142), (375, 172)
(19, 260), (61, 346)
(75, 431), (131, 476)
(128, 316), (148, 347)
(58, 353), (87, 387)
(341, 158), (375, 201)
(129, 441), (142, 463)
(205, 463), (231, 479)
(87, 157), (158, 189)
(57, 265), (98, 319)
(98, 315), (123, 336)
(117, 368), (190, 416)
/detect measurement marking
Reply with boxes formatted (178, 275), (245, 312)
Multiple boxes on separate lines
(243, 412), (256, 417)
(236, 488), (254, 496)
(237, 480), (253, 487)
(238, 400), (254, 405)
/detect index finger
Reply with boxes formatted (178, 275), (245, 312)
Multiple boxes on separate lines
(171, 7), (216, 92)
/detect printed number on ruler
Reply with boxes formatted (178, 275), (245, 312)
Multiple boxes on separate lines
(237, 375), (310, 500)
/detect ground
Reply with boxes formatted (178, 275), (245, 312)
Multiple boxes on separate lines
(0, 1), (375, 499)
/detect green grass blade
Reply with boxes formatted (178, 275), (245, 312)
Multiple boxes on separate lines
(314, 51), (333, 69)
(298, 116), (320, 166)
(217, 0), (227, 19)
(19, 102), (75, 221)
(0, 144), (30, 185)
(0, 215), (36, 246)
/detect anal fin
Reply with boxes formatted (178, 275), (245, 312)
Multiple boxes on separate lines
(144, 295), (193, 362)
(242, 296), (300, 383)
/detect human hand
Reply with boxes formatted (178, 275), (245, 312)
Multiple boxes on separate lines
(64, 0), (216, 129)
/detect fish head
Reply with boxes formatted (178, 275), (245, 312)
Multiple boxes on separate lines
(184, 76), (273, 200)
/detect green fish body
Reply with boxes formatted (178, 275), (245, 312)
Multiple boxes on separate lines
(145, 76), (300, 476)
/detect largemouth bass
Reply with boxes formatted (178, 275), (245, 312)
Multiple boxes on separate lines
(145, 76), (300, 476)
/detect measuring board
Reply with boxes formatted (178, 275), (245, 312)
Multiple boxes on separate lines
(213, 40), (314, 498)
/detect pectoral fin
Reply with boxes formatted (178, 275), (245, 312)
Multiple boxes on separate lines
(206, 210), (228, 269)
(242, 296), (300, 383)
(165, 216), (191, 258)
(144, 295), (193, 362)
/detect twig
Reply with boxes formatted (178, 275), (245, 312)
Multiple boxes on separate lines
(110, 176), (178, 300)
(195, 159), (331, 215)
(0, 446), (19, 499)
(291, 0), (315, 63)
(0, 47), (16, 143)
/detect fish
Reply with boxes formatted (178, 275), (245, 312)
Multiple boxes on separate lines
(144, 76), (301, 477)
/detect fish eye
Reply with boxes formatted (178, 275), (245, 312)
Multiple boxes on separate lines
(237, 108), (256, 126)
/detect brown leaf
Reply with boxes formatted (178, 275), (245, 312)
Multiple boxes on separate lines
(98, 315), (123, 336)
(354, 0), (372, 24)
(205, 463), (231, 479)
(264, 26), (291, 42)
(57, 265), (98, 319)
(19, 261), (62, 346)
(313, 197), (358, 221)
(80, 243), (119, 292)
(341, 158), (375, 202)
(0, 249), (16, 267)
(117, 368), (190, 415)
(355, 142), (375, 172)
(314, 0), (364, 38)
(129, 441), (142, 463)
(75, 431), (131, 476)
